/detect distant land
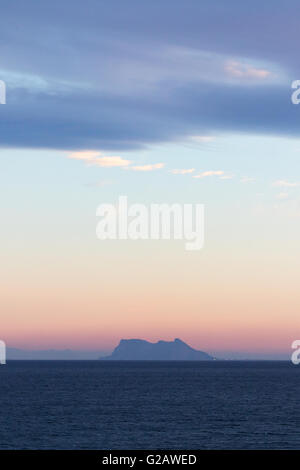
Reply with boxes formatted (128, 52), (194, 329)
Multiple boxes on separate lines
(6, 348), (109, 360)
(101, 338), (214, 361)
(5, 345), (290, 361)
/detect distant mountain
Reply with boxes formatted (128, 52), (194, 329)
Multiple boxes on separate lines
(7, 348), (109, 360)
(101, 338), (214, 361)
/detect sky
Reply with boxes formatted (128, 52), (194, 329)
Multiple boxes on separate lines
(1, 1), (300, 359)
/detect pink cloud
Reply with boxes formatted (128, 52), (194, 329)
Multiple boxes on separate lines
(131, 163), (165, 172)
(68, 150), (131, 167)
(193, 170), (225, 179)
(225, 60), (270, 80)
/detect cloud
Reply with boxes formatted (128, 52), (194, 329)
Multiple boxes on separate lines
(68, 151), (100, 162)
(193, 170), (225, 179)
(130, 163), (165, 172)
(2, 78), (294, 152)
(225, 61), (270, 80)
(272, 180), (299, 188)
(0, 1), (298, 151)
(171, 168), (195, 175)
(68, 151), (164, 172)
(68, 151), (131, 167)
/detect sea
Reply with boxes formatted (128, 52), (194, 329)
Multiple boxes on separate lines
(0, 361), (299, 449)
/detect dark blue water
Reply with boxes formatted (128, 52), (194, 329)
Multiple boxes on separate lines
(0, 361), (299, 449)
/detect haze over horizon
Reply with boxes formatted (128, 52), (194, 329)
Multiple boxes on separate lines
(5, 337), (293, 360)
(1, 1), (299, 360)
